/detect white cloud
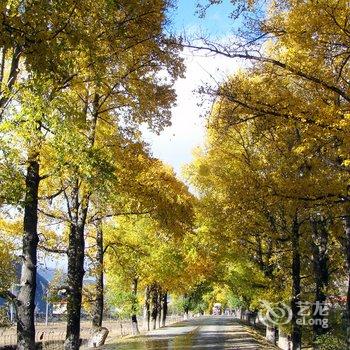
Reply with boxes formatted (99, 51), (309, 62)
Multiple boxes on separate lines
(142, 48), (241, 177)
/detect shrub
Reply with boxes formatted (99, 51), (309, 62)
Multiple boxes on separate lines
(315, 333), (346, 350)
(0, 306), (11, 327)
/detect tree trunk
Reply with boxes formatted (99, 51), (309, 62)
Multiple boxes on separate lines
(310, 218), (329, 345)
(151, 285), (158, 330)
(92, 220), (104, 328)
(157, 289), (162, 329)
(183, 293), (189, 320)
(17, 155), (40, 350)
(65, 93), (98, 349)
(0, 45), (21, 113)
(0, 46), (7, 89)
(291, 217), (302, 350)
(184, 306), (189, 320)
(64, 182), (88, 350)
(342, 213), (350, 350)
(144, 286), (151, 331)
(162, 292), (168, 327)
(131, 278), (140, 335)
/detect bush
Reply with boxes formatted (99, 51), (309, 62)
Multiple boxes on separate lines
(315, 333), (346, 350)
(0, 306), (11, 327)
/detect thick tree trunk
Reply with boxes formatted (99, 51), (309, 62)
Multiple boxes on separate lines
(291, 218), (302, 350)
(310, 219), (329, 345)
(17, 156), (40, 350)
(144, 286), (151, 331)
(131, 278), (140, 335)
(151, 285), (158, 330)
(162, 292), (168, 327)
(92, 220), (104, 328)
(65, 222), (86, 350)
(64, 184), (88, 350)
(342, 213), (350, 350)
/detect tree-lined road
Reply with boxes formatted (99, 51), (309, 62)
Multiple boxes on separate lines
(104, 317), (274, 350)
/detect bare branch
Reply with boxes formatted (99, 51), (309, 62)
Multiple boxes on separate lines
(184, 42), (350, 103)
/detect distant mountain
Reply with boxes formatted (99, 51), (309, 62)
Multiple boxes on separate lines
(1, 265), (95, 314)
(37, 267), (56, 283)
(35, 270), (49, 313)
(0, 264), (51, 313)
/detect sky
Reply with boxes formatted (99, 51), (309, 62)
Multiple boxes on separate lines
(169, 0), (236, 36)
(142, 0), (241, 178)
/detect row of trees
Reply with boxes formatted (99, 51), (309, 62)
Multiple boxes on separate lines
(2, 1), (350, 350)
(0, 1), (202, 350)
(186, 0), (350, 349)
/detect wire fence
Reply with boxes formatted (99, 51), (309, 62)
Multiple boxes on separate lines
(0, 315), (185, 348)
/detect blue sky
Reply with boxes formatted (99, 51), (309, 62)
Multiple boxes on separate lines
(169, 0), (235, 35)
(142, 0), (241, 178)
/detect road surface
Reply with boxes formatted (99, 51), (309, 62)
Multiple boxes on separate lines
(102, 316), (275, 349)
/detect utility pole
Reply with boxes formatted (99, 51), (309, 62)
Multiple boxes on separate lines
(9, 285), (14, 323)
(45, 288), (49, 326)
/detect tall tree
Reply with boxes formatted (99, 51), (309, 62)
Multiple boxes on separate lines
(187, 90), (346, 348)
(1, 1), (183, 349)
(186, 1), (350, 347)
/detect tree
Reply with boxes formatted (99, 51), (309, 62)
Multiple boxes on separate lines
(1, 1), (184, 349)
(186, 91), (347, 348)
(185, 1), (350, 348)
(0, 237), (15, 299)
(104, 173), (194, 332)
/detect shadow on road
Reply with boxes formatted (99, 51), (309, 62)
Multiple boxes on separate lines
(105, 317), (268, 350)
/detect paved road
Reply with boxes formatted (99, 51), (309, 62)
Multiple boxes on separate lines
(103, 316), (274, 349)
